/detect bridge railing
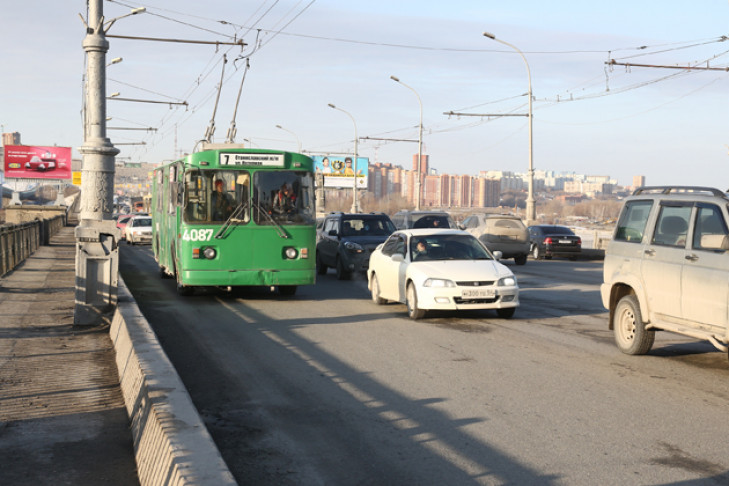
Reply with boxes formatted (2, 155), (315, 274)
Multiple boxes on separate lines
(0, 214), (67, 277)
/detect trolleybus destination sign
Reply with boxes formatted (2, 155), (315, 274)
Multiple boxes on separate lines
(219, 153), (285, 167)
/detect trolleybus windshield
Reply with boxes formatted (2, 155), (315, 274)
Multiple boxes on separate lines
(182, 168), (315, 226)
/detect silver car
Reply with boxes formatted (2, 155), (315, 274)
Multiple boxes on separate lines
(460, 214), (530, 265)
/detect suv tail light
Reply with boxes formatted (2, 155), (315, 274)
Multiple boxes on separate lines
(545, 237), (553, 244)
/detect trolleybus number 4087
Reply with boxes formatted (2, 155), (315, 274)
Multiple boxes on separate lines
(182, 229), (215, 242)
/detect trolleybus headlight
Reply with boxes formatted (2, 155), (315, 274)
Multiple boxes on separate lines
(203, 247), (217, 260)
(284, 247), (298, 259)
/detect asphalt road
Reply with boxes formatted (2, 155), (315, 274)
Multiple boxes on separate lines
(119, 245), (729, 485)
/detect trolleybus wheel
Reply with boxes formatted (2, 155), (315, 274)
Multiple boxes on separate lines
(279, 285), (297, 296)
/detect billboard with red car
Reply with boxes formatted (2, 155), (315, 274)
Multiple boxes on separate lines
(4, 145), (72, 180)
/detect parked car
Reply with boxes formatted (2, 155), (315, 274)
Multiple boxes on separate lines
(390, 210), (458, 230)
(116, 214), (133, 240)
(602, 186), (729, 356)
(460, 214), (530, 265)
(528, 224), (582, 260)
(367, 229), (519, 319)
(316, 212), (396, 280)
(125, 215), (153, 245)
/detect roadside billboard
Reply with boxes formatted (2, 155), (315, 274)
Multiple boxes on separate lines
(312, 155), (368, 189)
(3, 145), (72, 180)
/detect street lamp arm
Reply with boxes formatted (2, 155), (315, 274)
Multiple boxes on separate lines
(103, 7), (146, 33)
(482, 32), (532, 92)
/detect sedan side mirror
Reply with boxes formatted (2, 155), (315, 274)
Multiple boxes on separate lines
(492, 250), (503, 260)
(391, 253), (405, 263)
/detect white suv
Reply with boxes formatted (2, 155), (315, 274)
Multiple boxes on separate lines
(601, 186), (729, 356)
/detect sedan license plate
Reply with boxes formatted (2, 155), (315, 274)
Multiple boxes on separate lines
(559, 239), (572, 244)
(461, 288), (496, 299)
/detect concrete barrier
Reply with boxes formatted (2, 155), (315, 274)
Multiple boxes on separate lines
(110, 277), (237, 486)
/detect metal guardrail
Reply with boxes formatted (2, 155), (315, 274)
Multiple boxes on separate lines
(0, 215), (66, 277)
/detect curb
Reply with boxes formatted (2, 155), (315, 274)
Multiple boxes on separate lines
(110, 277), (237, 486)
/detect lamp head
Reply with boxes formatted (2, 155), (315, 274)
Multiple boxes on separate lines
(390, 75), (400, 82)
(483, 32), (496, 40)
(327, 103), (336, 109)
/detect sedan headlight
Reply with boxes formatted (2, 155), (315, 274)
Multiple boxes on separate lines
(343, 241), (364, 252)
(497, 276), (517, 287)
(423, 278), (456, 288)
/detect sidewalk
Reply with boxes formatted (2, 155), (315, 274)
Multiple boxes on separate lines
(0, 226), (139, 485)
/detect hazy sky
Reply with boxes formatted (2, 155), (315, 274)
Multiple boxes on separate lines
(2, 1), (728, 187)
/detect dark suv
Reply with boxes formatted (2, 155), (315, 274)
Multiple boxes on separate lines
(390, 210), (458, 230)
(316, 212), (396, 279)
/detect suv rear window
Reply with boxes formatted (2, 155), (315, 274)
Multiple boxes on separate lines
(615, 200), (653, 243)
(341, 217), (395, 236)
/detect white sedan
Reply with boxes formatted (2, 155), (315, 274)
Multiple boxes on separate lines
(367, 229), (519, 319)
(124, 215), (153, 245)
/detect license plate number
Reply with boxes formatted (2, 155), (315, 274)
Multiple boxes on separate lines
(461, 288), (496, 299)
(559, 239), (572, 244)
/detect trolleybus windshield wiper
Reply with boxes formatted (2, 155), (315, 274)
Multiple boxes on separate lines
(214, 201), (249, 239)
(253, 200), (289, 239)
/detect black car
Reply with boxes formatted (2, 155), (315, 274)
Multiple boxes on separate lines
(528, 224), (582, 260)
(316, 212), (396, 279)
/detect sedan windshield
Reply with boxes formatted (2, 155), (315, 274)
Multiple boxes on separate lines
(410, 234), (493, 262)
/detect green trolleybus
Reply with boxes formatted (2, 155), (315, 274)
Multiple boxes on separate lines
(152, 143), (316, 296)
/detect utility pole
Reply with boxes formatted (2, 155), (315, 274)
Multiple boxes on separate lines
(74, 1), (129, 325)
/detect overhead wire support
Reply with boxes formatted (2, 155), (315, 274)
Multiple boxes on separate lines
(606, 59), (729, 72)
(444, 111), (529, 117)
(106, 34), (246, 47)
(360, 136), (419, 143)
(107, 96), (188, 106)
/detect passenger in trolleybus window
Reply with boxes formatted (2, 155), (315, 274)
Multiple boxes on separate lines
(272, 183), (297, 216)
(211, 179), (234, 220)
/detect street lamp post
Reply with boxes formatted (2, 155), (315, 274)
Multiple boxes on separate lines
(390, 75), (423, 210)
(327, 103), (359, 213)
(275, 124), (302, 153)
(74, 1), (144, 325)
(483, 31), (535, 223)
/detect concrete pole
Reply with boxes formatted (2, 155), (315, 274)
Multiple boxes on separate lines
(328, 103), (359, 213)
(390, 76), (423, 210)
(483, 32), (536, 223)
(74, 0), (121, 325)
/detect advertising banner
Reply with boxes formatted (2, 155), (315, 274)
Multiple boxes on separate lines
(312, 155), (368, 189)
(3, 145), (72, 180)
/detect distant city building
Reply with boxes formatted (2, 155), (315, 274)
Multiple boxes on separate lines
(2, 132), (21, 146)
(633, 175), (646, 189)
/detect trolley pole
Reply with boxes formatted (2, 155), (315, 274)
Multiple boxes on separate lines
(74, 0), (122, 324)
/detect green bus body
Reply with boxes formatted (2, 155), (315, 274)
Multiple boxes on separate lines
(152, 146), (316, 295)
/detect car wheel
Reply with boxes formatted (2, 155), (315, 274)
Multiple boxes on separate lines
(316, 253), (327, 275)
(531, 244), (541, 260)
(279, 285), (297, 296)
(336, 257), (351, 280)
(496, 307), (516, 319)
(370, 274), (386, 305)
(514, 254), (527, 265)
(406, 282), (426, 319)
(613, 294), (654, 355)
